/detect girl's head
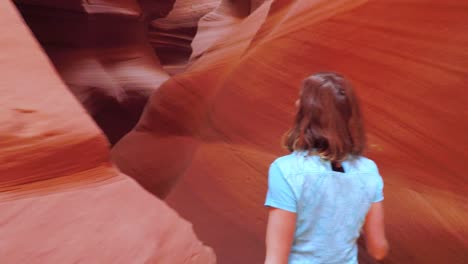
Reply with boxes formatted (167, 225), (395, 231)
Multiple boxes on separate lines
(284, 72), (365, 162)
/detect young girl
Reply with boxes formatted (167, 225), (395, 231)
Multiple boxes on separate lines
(264, 72), (389, 264)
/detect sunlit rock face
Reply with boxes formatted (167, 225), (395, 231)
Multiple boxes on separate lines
(189, 0), (252, 62)
(149, 0), (220, 74)
(0, 1), (215, 263)
(112, 0), (468, 264)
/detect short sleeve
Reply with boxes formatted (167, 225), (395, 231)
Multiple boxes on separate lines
(264, 162), (297, 213)
(371, 161), (384, 203)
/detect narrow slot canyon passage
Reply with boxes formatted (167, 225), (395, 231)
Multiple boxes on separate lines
(1, 0), (467, 263)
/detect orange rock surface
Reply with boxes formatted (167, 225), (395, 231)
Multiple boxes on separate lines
(0, 1), (215, 263)
(2, 0), (467, 263)
(149, 0), (220, 74)
(14, 0), (174, 145)
(113, 0), (468, 263)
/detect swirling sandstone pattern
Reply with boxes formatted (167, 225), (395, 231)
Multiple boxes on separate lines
(113, 0), (468, 263)
(2, 0), (467, 263)
(0, 1), (215, 263)
(14, 0), (175, 145)
(149, 0), (220, 74)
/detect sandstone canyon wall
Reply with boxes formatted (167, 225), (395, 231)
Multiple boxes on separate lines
(112, 0), (468, 263)
(0, 1), (215, 263)
(2, 0), (467, 264)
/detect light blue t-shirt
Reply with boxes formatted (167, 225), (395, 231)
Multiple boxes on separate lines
(265, 151), (384, 264)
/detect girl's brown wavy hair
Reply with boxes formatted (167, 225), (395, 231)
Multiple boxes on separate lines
(284, 72), (365, 162)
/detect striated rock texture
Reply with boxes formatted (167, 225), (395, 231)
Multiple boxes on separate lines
(3, 0), (467, 263)
(112, 0), (468, 264)
(0, 1), (215, 263)
(13, 0), (225, 145)
(189, 0), (252, 62)
(149, 0), (220, 74)
(14, 0), (175, 145)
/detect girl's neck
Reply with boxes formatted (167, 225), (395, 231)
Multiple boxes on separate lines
(331, 161), (345, 173)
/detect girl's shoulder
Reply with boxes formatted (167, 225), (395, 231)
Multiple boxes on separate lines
(343, 156), (380, 174)
(272, 152), (381, 176)
(272, 151), (326, 176)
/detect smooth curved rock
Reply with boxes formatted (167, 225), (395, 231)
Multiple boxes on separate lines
(149, 0), (219, 74)
(0, 1), (215, 263)
(189, 0), (253, 62)
(111, 0), (273, 200)
(14, 0), (175, 144)
(113, 0), (468, 263)
(5, 0), (468, 263)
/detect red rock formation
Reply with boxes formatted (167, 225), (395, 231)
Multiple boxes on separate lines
(190, 0), (253, 62)
(112, 0), (468, 263)
(0, 1), (215, 263)
(149, 0), (220, 74)
(14, 0), (175, 145)
(111, 0), (272, 199)
(14, 0), (143, 15)
(4, 0), (467, 263)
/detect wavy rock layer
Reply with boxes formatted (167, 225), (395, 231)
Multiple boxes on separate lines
(4, 0), (467, 263)
(113, 0), (468, 263)
(149, 0), (220, 74)
(0, 1), (215, 263)
(14, 0), (175, 145)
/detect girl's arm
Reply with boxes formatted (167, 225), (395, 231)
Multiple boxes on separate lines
(363, 201), (389, 260)
(265, 208), (296, 264)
